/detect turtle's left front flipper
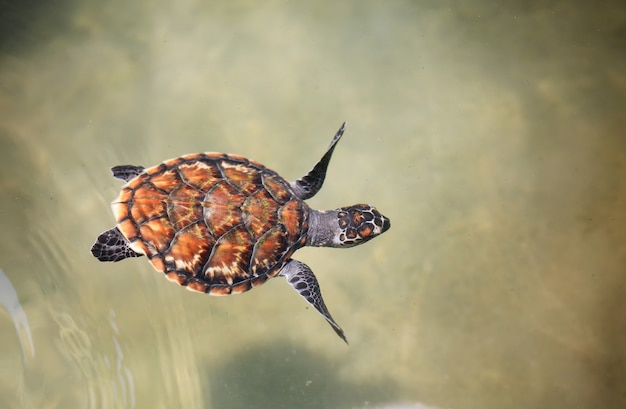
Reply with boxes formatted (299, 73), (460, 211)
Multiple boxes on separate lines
(280, 259), (348, 344)
(91, 227), (143, 262)
(289, 122), (345, 200)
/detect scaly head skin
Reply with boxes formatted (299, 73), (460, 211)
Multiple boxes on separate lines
(307, 204), (390, 248)
(336, 204), (390, 247)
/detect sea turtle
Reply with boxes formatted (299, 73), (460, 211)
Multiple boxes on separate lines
(91, 123), (390, 343)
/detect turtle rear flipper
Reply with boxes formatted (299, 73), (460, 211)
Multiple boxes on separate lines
(280, 259), (348, 344)
(91, 227), (143, 262)
(290, 122), (345, 200)
(111, 165), (145, 182)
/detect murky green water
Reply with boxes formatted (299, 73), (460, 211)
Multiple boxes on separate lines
(1, 1), (625, 408)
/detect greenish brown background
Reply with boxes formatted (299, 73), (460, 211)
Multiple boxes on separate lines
(0, 1), (625, 408)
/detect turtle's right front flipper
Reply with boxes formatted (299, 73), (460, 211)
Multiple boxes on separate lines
(91, 227), (143, 262)
(279, 259), (348, 344)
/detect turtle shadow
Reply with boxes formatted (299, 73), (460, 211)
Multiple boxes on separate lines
(204, 341), (398, 409)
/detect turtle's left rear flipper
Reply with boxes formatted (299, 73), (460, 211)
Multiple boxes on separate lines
(111, 165), (145, 182)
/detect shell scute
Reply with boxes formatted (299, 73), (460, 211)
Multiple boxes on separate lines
(127, 184), (168, 224)
(203, 182), (246, 237)
(262, 173), (292, 203)
(178, 159), (222, 190)
(251, 274), (269, 288)
(165, 222), (213, 272)
(166, 271), (187, 286)
(251, 224), (289, 275)
(187, 280), (209, 293)
(279, 198), (307, 243)
(148, 255), (166, 272)
(203, 226), (253, 284)
(149, 168), (182, 191)
(139, 217), (175, 252)
(220, 161), (263, 196)
(243, 188), (281, 238)
(167, 184), (204, 230)
(118, 219), (140, 243)
(163, 156), (185, 168)
(207, 285), (232, 296)
(117, 186), (135, 204)
(145, 163), (168, 177)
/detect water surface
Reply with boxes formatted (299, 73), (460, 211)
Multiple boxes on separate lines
(1, 1), (625, 408)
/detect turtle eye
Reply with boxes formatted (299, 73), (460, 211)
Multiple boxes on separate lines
(336, 204), (390, 247)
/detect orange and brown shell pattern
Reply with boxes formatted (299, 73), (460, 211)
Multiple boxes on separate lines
(112, 153), (309, 295)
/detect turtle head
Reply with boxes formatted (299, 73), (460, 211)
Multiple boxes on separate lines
(335, 204), (390, 247)
(307, 204), (390, 248)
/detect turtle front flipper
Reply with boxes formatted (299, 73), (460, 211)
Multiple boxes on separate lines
(279, 259), (348, 344)
(290, 122), (345, 200)
(111, 165), (145, 182)
(91, 227), (143, 262)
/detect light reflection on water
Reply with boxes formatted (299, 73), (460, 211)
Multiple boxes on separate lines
(0, 268), (35, 363)
(1, 1), (625, 408)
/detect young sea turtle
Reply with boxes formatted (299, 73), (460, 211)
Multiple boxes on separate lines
(91, 123), (390, 343)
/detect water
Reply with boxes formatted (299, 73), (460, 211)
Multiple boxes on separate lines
(1, 1), (625, 408)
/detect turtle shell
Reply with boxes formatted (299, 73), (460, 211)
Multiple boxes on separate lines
(112, 153), (310, 295)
